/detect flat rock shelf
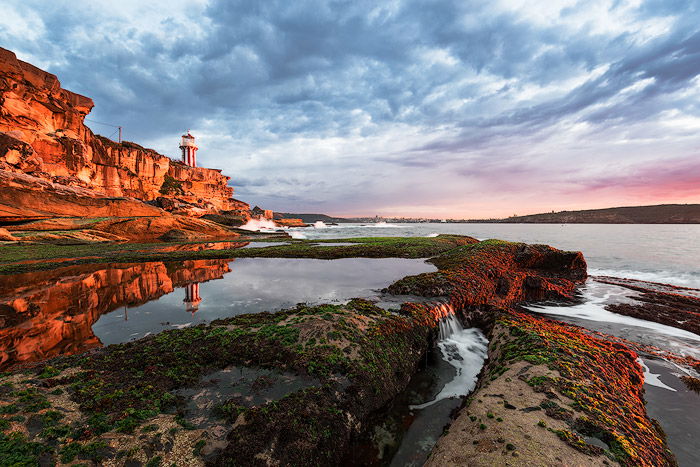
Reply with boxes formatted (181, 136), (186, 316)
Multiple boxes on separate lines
(0, 235), (696, 466)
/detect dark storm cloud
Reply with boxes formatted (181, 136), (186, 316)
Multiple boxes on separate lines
(2, 0), (700, 215)
(6, 0), (697, 138)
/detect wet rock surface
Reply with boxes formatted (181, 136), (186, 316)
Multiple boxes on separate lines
(0, 237), (684, 466)
(596, 276), (700, 335)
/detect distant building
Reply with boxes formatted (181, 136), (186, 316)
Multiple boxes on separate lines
(179, 131), (198, 167)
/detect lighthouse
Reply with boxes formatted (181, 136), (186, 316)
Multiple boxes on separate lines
(179, 131), (198, 167)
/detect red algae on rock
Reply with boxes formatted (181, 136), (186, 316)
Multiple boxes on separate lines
(494, 309), (676, 466)
(427, 308), (677, 466)
(388, 240), (587, 310)
(0, 237), (680, 466)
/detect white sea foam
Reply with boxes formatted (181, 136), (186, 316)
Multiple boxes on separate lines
(411, 315), (488, 409)
(373, 222), (400, 228)
(638, 358), (676, 392)
(426, 233), (439, 237)
(239, 219), (279, 231)
(313, 221), (327, 229)
(589, 268), (700, 289)
(289, 231), (307, 239)
(527, 288), (700, 343)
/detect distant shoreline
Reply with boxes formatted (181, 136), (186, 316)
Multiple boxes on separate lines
(277, 203), (700, 225)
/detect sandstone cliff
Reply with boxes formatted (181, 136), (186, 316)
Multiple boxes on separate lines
(0, 47), (249, 219)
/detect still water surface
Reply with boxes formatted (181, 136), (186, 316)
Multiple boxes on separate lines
(0, 257), (435, 368)
(94, 257), (436, 345)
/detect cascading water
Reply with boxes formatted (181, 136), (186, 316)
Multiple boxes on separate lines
(345, 310), (489, 466)
(438, 313), (463, 339)
(411, 313), (488, 410)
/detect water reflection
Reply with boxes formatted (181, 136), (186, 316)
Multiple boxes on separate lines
(0, 259), (231, 369)
(0, 257), (436, 370)
(184, 283), (202, 315)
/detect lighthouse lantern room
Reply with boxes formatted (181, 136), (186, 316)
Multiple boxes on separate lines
(179, 131), (198, 167)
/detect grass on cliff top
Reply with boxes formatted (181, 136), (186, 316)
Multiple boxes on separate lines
(0, 235), (479, 274)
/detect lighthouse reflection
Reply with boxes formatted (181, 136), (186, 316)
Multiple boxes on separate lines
(1, 256), (436, 370)
(0, 259), (231, 370)
(184, 283), (202, 315)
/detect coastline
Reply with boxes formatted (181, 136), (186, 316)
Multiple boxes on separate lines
(2, 236), (696, 465)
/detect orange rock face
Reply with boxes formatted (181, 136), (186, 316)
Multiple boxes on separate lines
(0, 169), (165, 221)
(275, 218), (308, 227)
(0, 47), (248, 218)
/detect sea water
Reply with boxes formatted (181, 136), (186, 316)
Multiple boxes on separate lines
(287, 223), (700, 288)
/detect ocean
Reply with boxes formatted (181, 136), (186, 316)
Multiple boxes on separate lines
(290, 222), (700, 288)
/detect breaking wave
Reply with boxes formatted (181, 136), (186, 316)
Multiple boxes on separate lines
(239, 219), (279, 231)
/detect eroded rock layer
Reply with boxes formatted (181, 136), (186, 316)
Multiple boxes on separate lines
(0, 47), (247, 220)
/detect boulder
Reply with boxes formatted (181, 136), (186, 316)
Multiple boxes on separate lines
(0, 227), (17, 241)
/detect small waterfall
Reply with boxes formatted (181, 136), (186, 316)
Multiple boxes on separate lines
(411, 312), (488, 410)
(438, 313), (464, 340)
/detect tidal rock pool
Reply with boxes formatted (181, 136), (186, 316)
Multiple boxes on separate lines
(0, 257), (436, 368)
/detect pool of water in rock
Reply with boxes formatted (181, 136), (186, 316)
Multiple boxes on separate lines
(0, 257), (435, 369)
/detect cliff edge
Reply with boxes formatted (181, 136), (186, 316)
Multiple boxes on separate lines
(0, 47), (249, 221)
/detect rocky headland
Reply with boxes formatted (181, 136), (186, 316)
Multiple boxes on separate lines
(0, 47), (273, 242)
(490, 204), (700, 224)
(0, 48), (697, 467)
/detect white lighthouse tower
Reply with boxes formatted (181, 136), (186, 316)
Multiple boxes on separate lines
(179, 131), (198, 167)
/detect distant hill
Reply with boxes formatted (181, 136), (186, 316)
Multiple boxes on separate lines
(274, 204), (700, 224)
(497, 204), (700, 224)
(274, 212), (348, 223)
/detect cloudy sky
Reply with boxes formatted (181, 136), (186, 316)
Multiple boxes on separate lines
(2, 0), (700, 217)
